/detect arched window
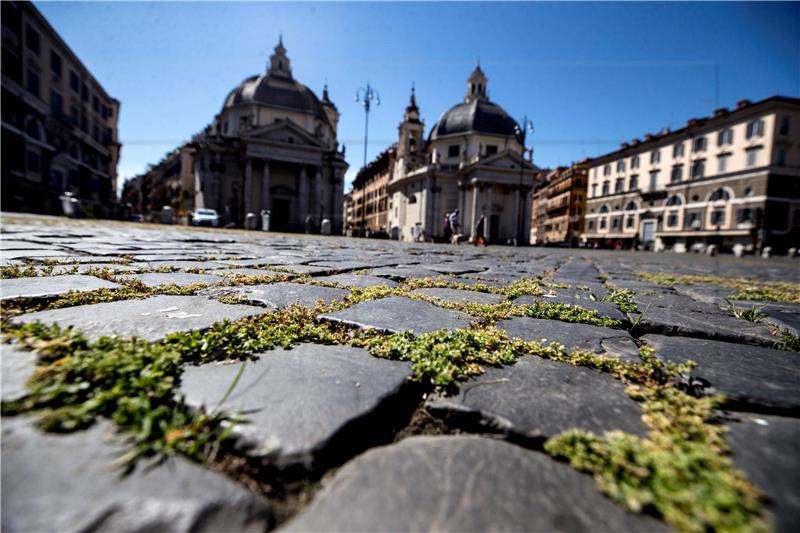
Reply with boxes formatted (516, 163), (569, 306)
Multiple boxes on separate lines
(624, 201), (638, 211)
(708, 188), (731, 202)
(665, 195), (682, 207)
(599, 204), (610, 214)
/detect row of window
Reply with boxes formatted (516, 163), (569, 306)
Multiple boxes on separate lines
(24, 23), (114, 120)
(590, 147), (767, 197)
(595, 116), (789, 178)
(587, 206), (753, 232)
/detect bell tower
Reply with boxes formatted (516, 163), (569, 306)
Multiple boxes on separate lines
(465, 64), (487, 103)
(268, 35), (292, 79)
(395, 84), (424, 178)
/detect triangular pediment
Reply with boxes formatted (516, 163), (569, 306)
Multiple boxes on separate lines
(474, 149), (537, 171)
(243, 119), (324, 148)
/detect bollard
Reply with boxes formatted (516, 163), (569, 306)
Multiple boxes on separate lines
(320, 219), (331, 235)
(732, 243), (745, 258)
(261, 211), (270, 231)
(245, 213), (257, 230)
(761, 246), (772, 259)
(706, 244), (718, 256)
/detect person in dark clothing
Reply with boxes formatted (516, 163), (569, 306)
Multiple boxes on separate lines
(443, 211), (452, 242)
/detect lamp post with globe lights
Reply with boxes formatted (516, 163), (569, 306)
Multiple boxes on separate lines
(354, 83), (381, 169)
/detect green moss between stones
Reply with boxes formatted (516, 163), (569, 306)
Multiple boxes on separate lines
(545, 385), (767, 533)
(0, 270), (774, 530)
(636, 271), (800, 304)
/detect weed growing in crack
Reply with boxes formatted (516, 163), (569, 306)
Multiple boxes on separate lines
(724, 299), (767, 323)
(1, 324), (234, 472)
(601, 286), (638, 314)
(545, 387), (767, 533)
(521, 301), (621, 328)
(352, 327), (520, 390)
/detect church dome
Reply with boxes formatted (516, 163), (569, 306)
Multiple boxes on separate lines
(221, 37), (330, 123)
(429, 65), (523, 143)
(222, 75), (329, 122)
(429, 99), (522, 142)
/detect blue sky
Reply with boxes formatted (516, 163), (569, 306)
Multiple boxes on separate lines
(36, 1), (800, 191)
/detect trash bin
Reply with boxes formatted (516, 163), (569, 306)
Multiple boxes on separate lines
(245, 212), (257, 230)
(320, 219), (331, 235)
(161, 206), (174, 225)
(261, 210), (270, 231)
(390, 226), (400, 240)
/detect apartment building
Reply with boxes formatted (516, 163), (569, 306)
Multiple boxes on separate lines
(347, 145), (395, 236)
(1, 1), (121, 217)
(583, 96), (800, 252)
(532, 163), (588, 246)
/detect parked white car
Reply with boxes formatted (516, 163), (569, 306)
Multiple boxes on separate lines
(191, 208), (219, 227)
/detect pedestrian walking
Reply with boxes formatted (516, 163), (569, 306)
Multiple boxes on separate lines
(443, 211), (452, 242)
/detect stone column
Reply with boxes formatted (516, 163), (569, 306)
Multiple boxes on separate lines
(243, 158), (253, 216)
(512, 186), (521, 242)
(485, 184), (493, 241)
(261, 160), (271, 214)
(470, 181), (479, 240)
(458, 182), (466, 227)
(522, 187), (533, 244)
(313, 166), (322, 226)
(298, 165), (309, 230)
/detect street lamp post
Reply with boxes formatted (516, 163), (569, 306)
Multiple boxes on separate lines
(354, 83), (381, 170)
(514, 116), (535, 246)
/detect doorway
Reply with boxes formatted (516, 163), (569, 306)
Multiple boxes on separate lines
(271, 199), (291, 232)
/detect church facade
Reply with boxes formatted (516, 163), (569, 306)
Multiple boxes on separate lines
(125, 39), (347, 232)
(386, 67), (537, 243)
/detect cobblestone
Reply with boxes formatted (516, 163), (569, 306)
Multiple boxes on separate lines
(1, 214), (799, 532)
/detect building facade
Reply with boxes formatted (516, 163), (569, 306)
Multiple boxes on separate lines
(1, 1), (121, 217)
(529, 170), (550, 245)
(386, 68), (537, 243)
(530, 163), (587, 246)
(126, 39), (348, 232)
(583, 96), (800, 253)
(347, 145), (395, 236)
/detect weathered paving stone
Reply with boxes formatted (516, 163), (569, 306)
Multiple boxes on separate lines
(49, 263), (139, 274)
(320, 296), (472, 334)
(314, 273), (399, 288)
(422, 262), (487, 275)
(514, 294), (628, 323)
(498, 316), (641, 363)
(724, 412), (800, 532)
(642, 334), (800, 412)
(632, 307), (777, 346)
(1, 417), (270, 532)
(12, 295), (264, 342)
(211, 267), (281, 278)
(120, 272), (221, 287)
(410, 287), (506, 305)
(428, 355), (646, 439)
(206, 282), (347, 309)
(369, 266), (443, 281)
(282, 436), (665, 532)
(633, 290), (722, 314)
(1, 345), (37, 402)
(180, 344), (412, 468)
(0, 274), (121, 300)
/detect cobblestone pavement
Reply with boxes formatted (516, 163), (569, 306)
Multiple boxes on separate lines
(2, 213), (799, 532)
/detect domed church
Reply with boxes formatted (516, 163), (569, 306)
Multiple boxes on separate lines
(130, 38), (348, 232)
(387, 66), (537, 243)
